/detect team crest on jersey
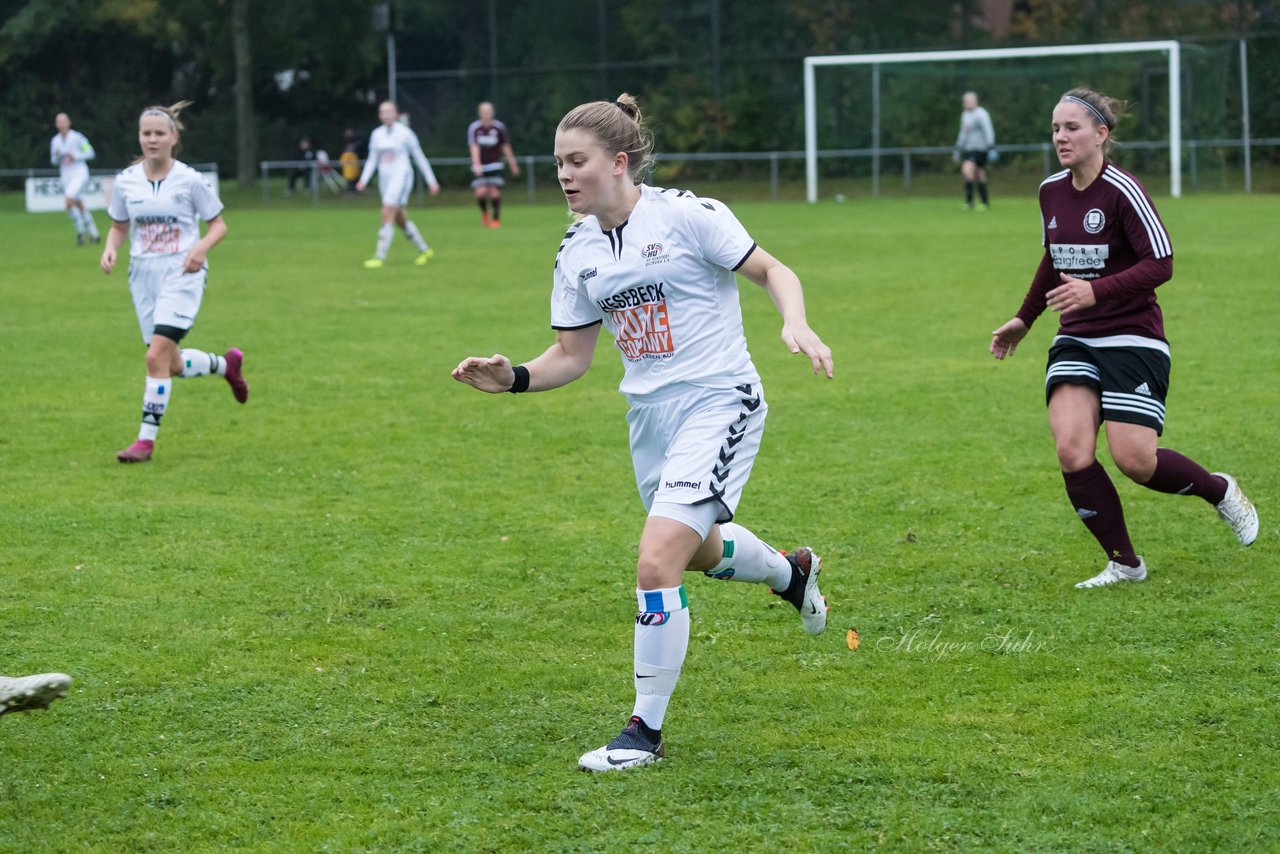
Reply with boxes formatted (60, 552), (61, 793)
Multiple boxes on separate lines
(642, 242), (670, 266)
(1083, 208), (1106, 234)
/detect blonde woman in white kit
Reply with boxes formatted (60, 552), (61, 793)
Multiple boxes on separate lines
(100, 101), (249, 464)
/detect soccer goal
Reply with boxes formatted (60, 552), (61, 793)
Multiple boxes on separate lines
(803, 40), (1183, 202)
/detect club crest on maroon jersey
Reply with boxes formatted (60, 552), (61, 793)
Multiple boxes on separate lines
(1083, 208), (1106, 234)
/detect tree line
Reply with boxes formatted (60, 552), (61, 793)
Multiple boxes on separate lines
(3, 0), (1276, 183)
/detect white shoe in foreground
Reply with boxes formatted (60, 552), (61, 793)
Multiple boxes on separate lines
(774, 547), (828, 635)
(578, 716), (665, 772)
(1213, 472), (1258, 546)
(1075, 557), (1147, 589)
(0, 673), (72, 715)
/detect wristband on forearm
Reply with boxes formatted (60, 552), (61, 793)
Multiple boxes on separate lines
(508, 365), (530, 393)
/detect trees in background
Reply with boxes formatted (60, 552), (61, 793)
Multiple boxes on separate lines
(2, 0), (1276, 179)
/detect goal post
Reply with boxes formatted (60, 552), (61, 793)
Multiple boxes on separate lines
(803, 40), (1182, 202)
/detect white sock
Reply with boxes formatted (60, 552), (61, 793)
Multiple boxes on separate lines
(631, 586), (689, 731)
(83, 210), (99, 238)
(180, 349), (225, 378)
(375, 223), (393, 259)
(403, 220), (428, 252)
(68, 208), (85, 235)
(138, 375), (171, 441)
(704, 522), (792, 588)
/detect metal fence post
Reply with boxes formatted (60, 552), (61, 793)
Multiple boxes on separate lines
(903, 151), (911, 191)
(526, 154), (535, 202)
(261, 162), (269, 207)
(770, 153), (779, 201)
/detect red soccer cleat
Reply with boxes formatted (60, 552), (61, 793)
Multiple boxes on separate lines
(223, 348), (249, 403)
(117, 439), (154, 463)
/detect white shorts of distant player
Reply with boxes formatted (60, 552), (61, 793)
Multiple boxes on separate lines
(628, 382), (768, 538)
(128, 256), (206, 343)
(378, 165), (415, 208)
(61, 162), (90, 200)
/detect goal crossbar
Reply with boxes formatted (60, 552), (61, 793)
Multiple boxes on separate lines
(803, 40), (1182, 201)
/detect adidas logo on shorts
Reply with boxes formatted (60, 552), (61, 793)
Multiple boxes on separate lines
(1134, 382), (1151, 397)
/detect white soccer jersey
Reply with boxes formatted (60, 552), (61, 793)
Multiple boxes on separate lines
(551, 184), (762, 397)
(107, 160), (224, 259)
(359, 122), (438, 191)
(50, 130), (95, 193)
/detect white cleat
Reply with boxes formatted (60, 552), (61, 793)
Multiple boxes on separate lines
(1076, 557), (1147, 589)
(578, 716), (665, 772)
(1213, 473), (1258, 546)
(0, 672), (72, 715)
(775, 547), (828, 635)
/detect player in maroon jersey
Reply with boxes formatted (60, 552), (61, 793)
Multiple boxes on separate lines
(467, 102), (520, 228)
(990, 87), (1258, 589)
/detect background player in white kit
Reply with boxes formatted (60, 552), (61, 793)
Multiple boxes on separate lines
(100, 101), (249, 464)
(356, 100), (440, 269)
(467, 101), (519, 229)
(453, 94), (833, 772)
(50, 112), (101, 246)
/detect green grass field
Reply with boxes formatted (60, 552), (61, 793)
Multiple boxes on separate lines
(2, 188), (1277, 851)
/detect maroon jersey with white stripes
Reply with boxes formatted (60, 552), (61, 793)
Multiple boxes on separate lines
(1017, 162), (1173, 341)
(467, 120), (510, 173)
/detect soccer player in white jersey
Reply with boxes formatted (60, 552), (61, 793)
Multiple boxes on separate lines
(50, 112), (101, 245)
(991, 88), (1257, 589)
(100, 101), (249, 464)
(1, 672), (71, 715)
(453, 94), (834, 772)
(356, 100), (440, 268)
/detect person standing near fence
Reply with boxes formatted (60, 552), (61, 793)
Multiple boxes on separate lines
(287, 136), (315, 194)
(340, 127), (361, 191)
(953, 91), (995, 211)
(467, 101), (520, 229)
(356, 101), (440, 269)
(452, 93), (833, 771)
(990, 87), (1258, 589)
(100, 101), (249, 464)
(50, 112), (101, 246)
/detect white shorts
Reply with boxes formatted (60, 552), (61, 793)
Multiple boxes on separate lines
(470, 175), (505, 190)
(628, 382), (767, 527)
(61, 167), (89, 200)
(129, 256), (206, 342)
(379, 169), (414, 207)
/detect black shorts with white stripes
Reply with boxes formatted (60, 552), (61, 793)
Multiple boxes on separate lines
(1045, 337), (1171, 435)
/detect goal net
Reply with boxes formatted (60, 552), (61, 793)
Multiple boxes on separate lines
(803, 41), (1216, 202)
